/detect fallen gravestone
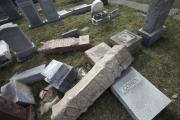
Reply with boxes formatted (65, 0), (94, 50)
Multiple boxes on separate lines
(1, 81), (35, 106)
(61, 28), (79, 38)
(58, 10), (73, 19)
(10, 64), (46, 85)
(0, 0), (21, 21)
(41, 60), (77, 93)
(0, 97), (34, 120)
(39, 0), (59, 22)
(38, 35), (90, 54)
(51, 45), (133, 120)
(16, 0), (44, 28)
(138, 0), (175, 46)
(85, 42), (111, 65)
(111, 30), (142, 54)
(0, 23), (37, 62)
(70, 4), (91, 15)
(0, 40), (12, 68)
(111, 67), (171, 120)
(0, 7), (10, 25)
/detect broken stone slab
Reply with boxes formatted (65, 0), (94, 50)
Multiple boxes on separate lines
(10, 64), (46, 85)
(0, 40), (12, 69)
(38, 35), (91, 54)
(138, 0), (175, 46)
(58, 10), (73, 19)
(0, 96), (27, 120)
(15, 0), (44, 28)
(84, 42), (111, 65)
(1, 81), (35, 106)
(70, 4), (91, 15)
(0, 0), (21, 21)
(39, 0), (59, 22)
(61, 28), (80, 38)
(111, 30), (142, 54)
(111, 67), (171, 120)
(41, 60), (78, 93)
(51, 45), (133, 120)
(0, 23), (37, 62)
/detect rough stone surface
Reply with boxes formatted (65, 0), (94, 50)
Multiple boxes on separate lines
(0, 81), (35, 106)
(85, 42), (111, 65)
(91, 0), (104, 14)
(111, 67), (171, 120)
(10, 64), (46, 85)
(41, 60), (77, 93)
(139, 0), (174, 46)
(51, 45), (133, 120)
(0, 23), (37, 62)
(38, 35), (90, 54)
(16, 0), (44, 28)
(39, 0), (59, 22)
(111, 30), (142, 53)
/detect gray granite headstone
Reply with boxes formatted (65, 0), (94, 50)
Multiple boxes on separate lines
(0, 23), (37, 62)
(39, 0), (59, 22)
(0, 0), (20, 21)
(41, 60), (77, 93)
(70, 4), (91, 15)
(111, 67), (171, 120)
(1, 81), (35, 106)
(10, 64), (46, 85)
(16, 0), (44, 28)
(138, 0), (175, 46)
(58, 10), (73, 19)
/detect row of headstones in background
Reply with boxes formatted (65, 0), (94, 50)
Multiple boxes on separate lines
(91, 0), (119, 25)
(0, 23), (37, 62)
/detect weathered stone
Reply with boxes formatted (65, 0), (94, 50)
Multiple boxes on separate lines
(0, 40), (12, 68)
(0, 96), (27, 120)
(39, 0), (59, 22)
(58, 10), (73, 19)
(0, 7), (10, 25)
(10, 64), (46, 85)
(0, 0), (20, 21)
(1, 81), (35, 106)
(41, 60), (77, 93)
(111, 30), (142, 54)
(70, 4), (91, 15)
(38, 35), (91, 54)
(138, 0), (175, 46)
(0, 23), (37, 62)
(16, 0), (44, 28)
(85, 42), (111, 65)
(51, 45), (133, 120)
(111, 67), (171, 120)
(61, 28), (79, 38)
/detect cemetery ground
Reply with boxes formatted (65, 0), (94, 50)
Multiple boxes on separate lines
(0, 0), (180, 120)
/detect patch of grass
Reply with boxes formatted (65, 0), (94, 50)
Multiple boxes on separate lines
(0, 0), (180, 120)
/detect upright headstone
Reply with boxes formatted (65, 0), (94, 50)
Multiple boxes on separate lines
(0, 0), (20, 21)
(41, 60), (77, 93)
(111, 67), (171, 120)
(138, 0), (175, 46)
(16, 0), (44, 28)
(39, 0), (59, 22)
(0, 23), (37, 62)
(10, 64), (46, 85)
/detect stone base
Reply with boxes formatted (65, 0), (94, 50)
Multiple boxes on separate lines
(138, 26), (166, 46)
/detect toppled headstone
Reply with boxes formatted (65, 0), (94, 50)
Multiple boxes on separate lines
(41, 60), (77, 93)
(16, 0), (44, 28)
(0, 7), (10, 25)
(0, 0), (21, 21)
(111, 67), (171, 120)
(85, 42), (111, 65)
(58, 10), (73, 19)
(1, 81), (35, 106)
(61, 28), (79, 38)
(80, 26), (90, 33)
(91, 0), (119, 25)
(10, 64), (46, 85)
(51, 45), (133, 120)
(70, 4), (91, 15)
(0, 96), (27, 120)
(38, 35), (91, 54)
(39, 0), (59, 22)
(0, 40), (12, 68)
(111, 30), (142, 54)
(0, 23), (37, 62)
(138, 0), (175, 46)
